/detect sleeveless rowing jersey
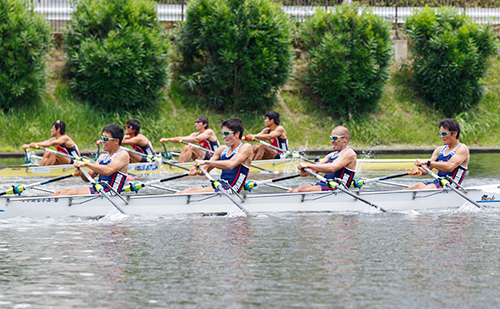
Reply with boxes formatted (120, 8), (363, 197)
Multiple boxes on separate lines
(54, 135), (81, 158)
(321, 148), (356, 188)
(219, 143), (250, 193)
(198, 138), (219, 154)
(90, 149), (128, 195)
(269, 136), (288, 154)
(431, 144), (467, 186)
(131, 134), (155, 157)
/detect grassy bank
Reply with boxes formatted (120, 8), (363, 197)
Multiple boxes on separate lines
(1, 49), (499, 153)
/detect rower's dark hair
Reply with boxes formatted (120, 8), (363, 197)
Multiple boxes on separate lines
(103, 124), (125, 145)
(126, 118), (141, 134)
(196, 116), (209, 129)
(53, 120), (66, 135)
(265, 111), (280, 125)
(439, 118), (461, 139)
(221, 117), (244, 139)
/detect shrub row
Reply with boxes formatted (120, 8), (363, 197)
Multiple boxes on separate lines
(1, 0), (498, 118)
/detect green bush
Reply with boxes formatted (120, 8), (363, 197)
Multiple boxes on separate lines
(300, 4), (393, 118)
(177, 0), (294, 112)
(65, 0), (171, 110)
(0, 0), (51, 110)
(404, 7), (499, 117)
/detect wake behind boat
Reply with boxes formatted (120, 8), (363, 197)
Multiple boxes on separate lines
(0, 158), (417, 177)
(0, 183), (499, 219)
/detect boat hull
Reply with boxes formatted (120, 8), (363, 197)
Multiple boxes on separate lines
(1, 184), (499, 219)
(0, 158), (416, 178)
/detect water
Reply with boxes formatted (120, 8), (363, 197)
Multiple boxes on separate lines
(0, 154), (500, 308)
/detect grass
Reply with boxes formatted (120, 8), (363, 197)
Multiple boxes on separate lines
(1, 50), (499, 153)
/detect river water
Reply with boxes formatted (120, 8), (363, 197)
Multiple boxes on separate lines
(0, 154), (499, 308)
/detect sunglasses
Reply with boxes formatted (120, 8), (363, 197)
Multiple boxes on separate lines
(126, 125), (133, 129)
(101, 135), (118, 142)
(221, 131), (234, 136)
(438, 131), (455, 136)
(330, 135), (346, 141)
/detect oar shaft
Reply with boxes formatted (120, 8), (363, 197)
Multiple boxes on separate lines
(303, 168), (386, 212)
(77, 166), (126, 214)
(0, 173), (76, 196)
(258, 173), (300, 185)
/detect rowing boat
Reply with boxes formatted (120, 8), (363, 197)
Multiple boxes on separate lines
(0, 158), (416, 177)
(1, 184), (498, 218)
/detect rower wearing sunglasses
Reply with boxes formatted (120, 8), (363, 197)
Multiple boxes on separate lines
(52, 125), (129, 196)
(22, 120), (81, 166)
(243, 111), (289, 160)
(288, 126), (356, 193)
(121, 118), (155, 163)
(405, 118), (469, 190)
(177, 117), (253, 194)
(160, 116), (219, 163)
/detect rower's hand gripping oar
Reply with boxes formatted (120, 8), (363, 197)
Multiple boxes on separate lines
(353, 170), (422, 188)
(77, 166), (127, 214)
(196, 165), (251, 216)
(244, 173), (301, 191)
(33, 145), (91, 162)
(125, 173), (188, 193)
(301, 168), (387, 212)
(419, 165), (482, 209)
(0, 173), (76, 196)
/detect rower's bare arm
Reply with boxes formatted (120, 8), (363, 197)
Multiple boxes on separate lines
(205, 144), (252, 170)
(310, 150), (356, 174)
(122, 135), (147, 146)
(253, 127), (284, 140)
(187, 129), (215, 143)
(432, 145), (469, 172)
(26, 138), (59, 148)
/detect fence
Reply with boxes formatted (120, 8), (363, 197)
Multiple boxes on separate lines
(32, 0), (500, 33)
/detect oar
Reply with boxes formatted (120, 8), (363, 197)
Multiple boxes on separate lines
(302, 168), (387, 212)
(121, 147), (159, 163)
(33, 145), (91, 162)
(244, 173), (301, 191)
(196, 165), (251, 216)
(124, 173), (188, 192)
(0, 173), (76, 196)
(353, 170), (421, 188)
(181, 140), (277, 174)
(77, 166), (126, 214)
(247, 137), (316, 164)
(419, 165), (482, 209)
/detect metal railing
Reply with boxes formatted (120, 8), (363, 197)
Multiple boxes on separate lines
(32, 0), (500, 33)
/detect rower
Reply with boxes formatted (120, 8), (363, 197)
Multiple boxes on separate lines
(22, 120), (81, 166)
(288, 125), (356, 192)
(405, 118), (470, 190)
(160, 115), (219, 163)
(176, 117), (253, 194)
(52, 124), (129, 196)
(243, 111), (289, 160)
(121, 118), (156, 163)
